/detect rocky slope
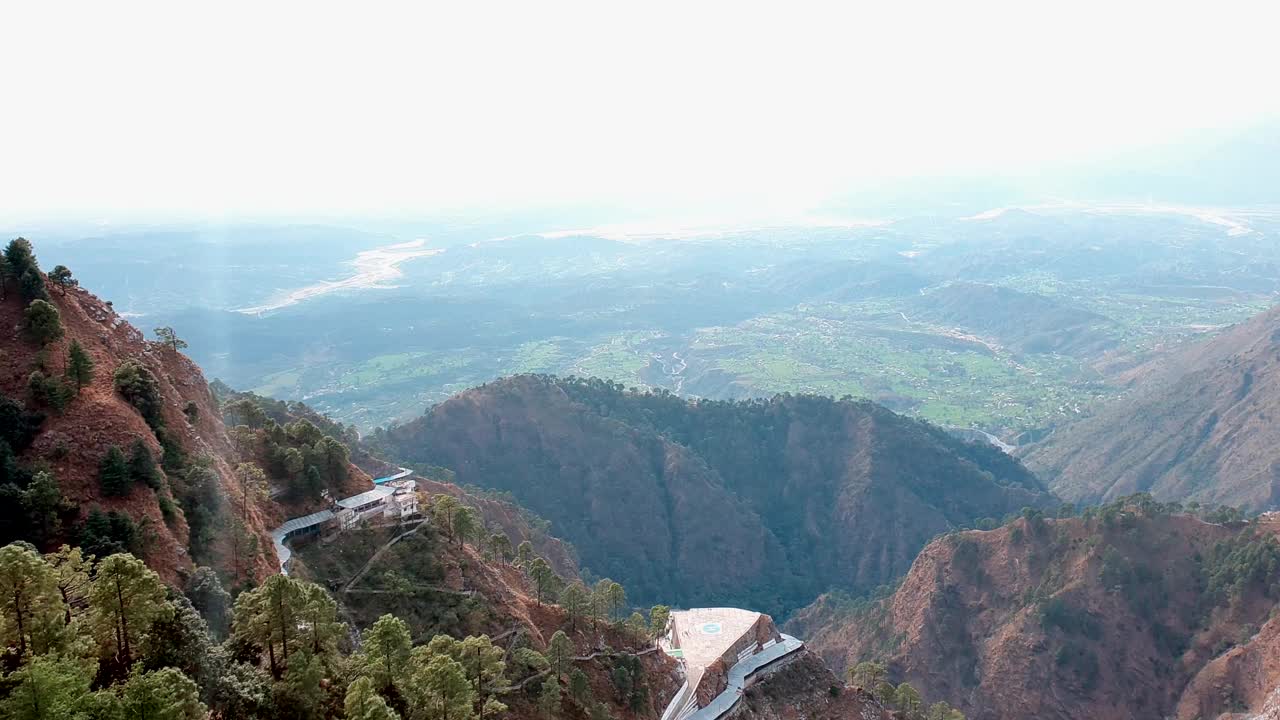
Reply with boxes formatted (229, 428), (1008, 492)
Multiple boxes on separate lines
(790, 498), (1280, 720)
(730, 652), (890, 720)
(379, 374), (1052, 614)
(1024, 304), (1280, 511)
(1, 257), (277, 582)
(290, 504), (887, 720)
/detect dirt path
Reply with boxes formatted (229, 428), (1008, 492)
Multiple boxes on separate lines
(342, 518), (431, 592)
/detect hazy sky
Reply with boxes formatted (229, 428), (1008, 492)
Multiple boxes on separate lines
(3, 0), (1278, 222)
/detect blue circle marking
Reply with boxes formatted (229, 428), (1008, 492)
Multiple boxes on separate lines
(701, 622), (722, 635)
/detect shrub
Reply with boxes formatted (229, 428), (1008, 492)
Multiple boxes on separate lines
(113, 360), (164, 429)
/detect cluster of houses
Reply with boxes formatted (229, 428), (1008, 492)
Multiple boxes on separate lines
(272, 471), (421, 574)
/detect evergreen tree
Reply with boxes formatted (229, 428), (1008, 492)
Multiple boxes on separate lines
(515, 540), (534, 568)
(358, 614), (413, 692)
(184, 566), (231, 640)
(47, 265), (75, 295)
(0, 543), (69, 659)
(299, 581), (345, 657)
(22, 300), (63, 346)
(78, 509), (140, 558)
(538, 675), (562, 720)
(560, 582), (590, 634)
(26, 370), (71, 412)
(407, 651), (475, 720)
(569, 668), (592, 706)
(3, 238), (38, 276)
(849, 661), (887, 690)
(0, 252), (10, 300)
(453, 506), (479, 548)
(128, 439), (161, 490)
(546, 630), (574, 678)
(118, 664), (207, 720)
(153, 326), (188, 352)
(345, 676), (401, 720)
(88, 553), (171, 668)
(529, 558), (557, 606)
(49, 545), (92, 627)
(21, 471), (71, 547)
(488, 533), (512, 565)
(648, 605), (671, 640)
(112, 360), (164, 429)
(926, 701), (967, 720)
(20, 269), (48, 303)
(895, 683), (923, 716)
(99, 445), (132, 496)
(432, 495), (462, 541)
(65, 340), (95, 393)
(0, 655), (96, 720)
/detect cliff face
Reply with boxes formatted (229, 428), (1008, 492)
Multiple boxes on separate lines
(382, 375), (1052, 613)
(1024, 304), (1280, 511)
(791, 501), (1280, 720)
(1, 271), (276, 582)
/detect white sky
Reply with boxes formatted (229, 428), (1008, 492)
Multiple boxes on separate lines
(2, 0), (1278, 222)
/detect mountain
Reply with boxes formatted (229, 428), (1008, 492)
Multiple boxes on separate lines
(289, 500), (895, 720)
(0, 249), (278, 582)
(1023, 304), (1280, 511)
(909, 282), (1118, 358)
(788, 498), (1280, 720)
(378, 374), (1053, 614)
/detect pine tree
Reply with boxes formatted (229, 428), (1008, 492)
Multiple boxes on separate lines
(345, 676), (401, 720)
(560, 582), (590, 634)
(47, 265), (76, 295)
(529, 558), (556, 606)
(99, 445), (132, 496)
(538, 676), (562, 719)
(20, 268), (47, 303)
(407, 651), (475, 720)
(153, 326), (188, 352)
(0, 544), (68, 658)
(547, 630), (574, 679)
(569, 668), (592, 706)
(128, 439), (161, 490)
(358, 614), (413, 692)
(0, 655), (96, 720)
(22, 299), (63, 346)
(66, 340), (95, 393)
(118, 665), (207, 720)
(88, 553), (171, 667)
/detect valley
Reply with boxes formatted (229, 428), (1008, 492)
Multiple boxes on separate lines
(9, 10), (1280, 719)
(49, 206), (1279, 440)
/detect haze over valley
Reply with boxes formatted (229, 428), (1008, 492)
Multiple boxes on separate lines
(7, 3), (1280, 719)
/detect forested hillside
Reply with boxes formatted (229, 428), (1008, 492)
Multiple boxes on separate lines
(0, 237), (278, 583)
(790, 496), (1280, 720)
(1025, 304), (1280, 511)
(378, 374), (1053, 614)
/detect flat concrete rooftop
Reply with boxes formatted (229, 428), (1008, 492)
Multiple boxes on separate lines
(664, 608), (763, 696)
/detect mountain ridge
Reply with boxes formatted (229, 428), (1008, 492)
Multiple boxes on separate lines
(378, 374), (1053, 615)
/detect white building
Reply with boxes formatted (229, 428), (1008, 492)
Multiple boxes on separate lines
(336, 485), (398, 529)
(385, 487), (420, 519)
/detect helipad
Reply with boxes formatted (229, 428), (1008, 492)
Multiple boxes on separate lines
(659, 607), (801, 720)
